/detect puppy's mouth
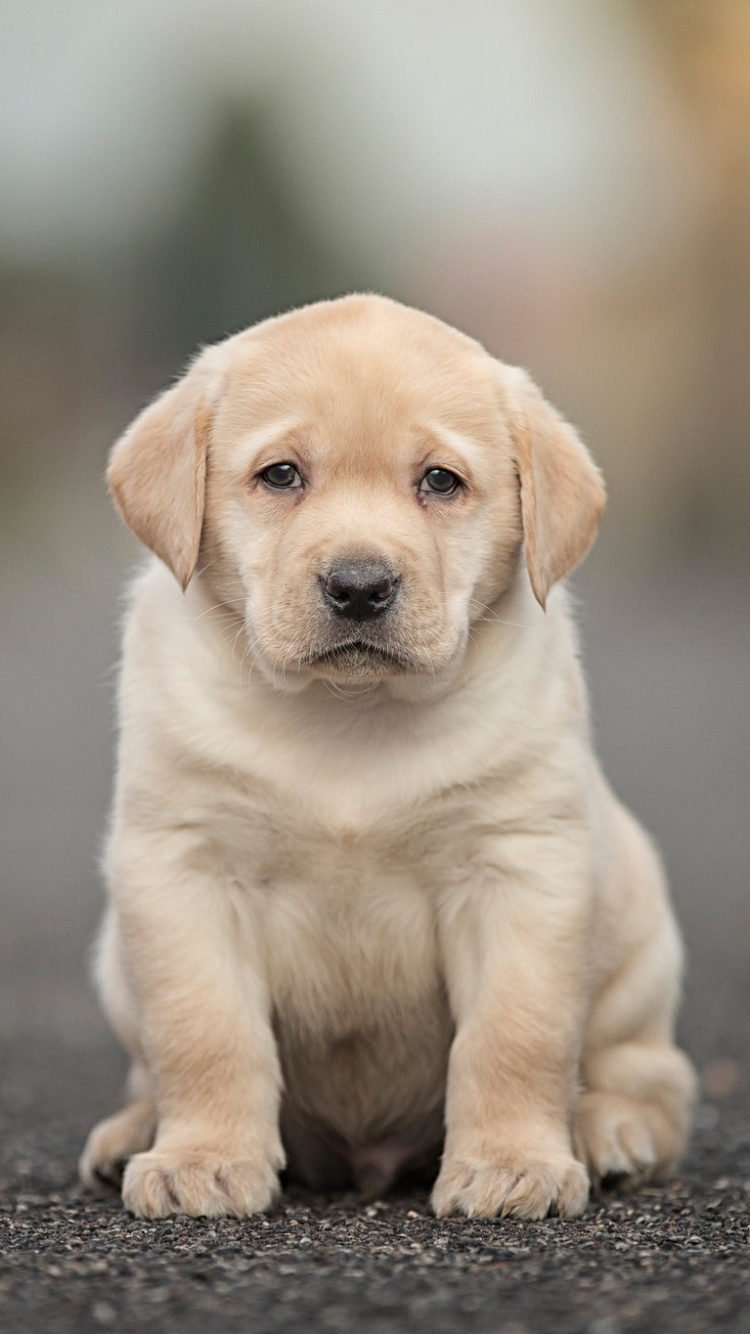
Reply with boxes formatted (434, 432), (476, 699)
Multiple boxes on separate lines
(305, 640), (411, 675)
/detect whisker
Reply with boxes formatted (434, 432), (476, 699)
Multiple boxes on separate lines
(192, 598), (245, 626)
(467, 597), (527, 631)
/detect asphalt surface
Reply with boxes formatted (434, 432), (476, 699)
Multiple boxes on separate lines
(2, 479), (749, 1331)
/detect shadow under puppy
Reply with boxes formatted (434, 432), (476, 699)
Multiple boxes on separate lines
(80, 294), (695, 1220)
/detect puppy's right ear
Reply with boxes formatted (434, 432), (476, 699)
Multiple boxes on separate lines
(107, 350), (220, 589)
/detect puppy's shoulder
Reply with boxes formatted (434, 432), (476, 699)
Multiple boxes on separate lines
(120, 560), (225, 674)
(467, 577), (587, 721)
(117, 560), (222, 725)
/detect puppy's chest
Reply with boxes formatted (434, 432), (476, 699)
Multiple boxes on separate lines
(219, 795), (463, 1037)
(262, 821), (443, 1029)
(263, 860), (441, 1039)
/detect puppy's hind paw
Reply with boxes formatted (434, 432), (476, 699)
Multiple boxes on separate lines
(79, 1099), (156, 1191)
(574, 1091), (683, 1187)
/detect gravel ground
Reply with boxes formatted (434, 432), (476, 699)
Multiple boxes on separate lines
(2, 1038), (750, 1334)
(2, 490), (749, 1332)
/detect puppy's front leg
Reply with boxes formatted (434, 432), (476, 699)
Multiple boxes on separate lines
(110, 830), (284, 1219)
(434, 833), (592, 1220)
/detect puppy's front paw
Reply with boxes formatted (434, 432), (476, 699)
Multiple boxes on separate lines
(122, 1148), (281, 1218)
(432, 1152), (589, 1220)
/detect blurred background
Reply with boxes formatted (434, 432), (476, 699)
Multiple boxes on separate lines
(1, 0), (748, 1131)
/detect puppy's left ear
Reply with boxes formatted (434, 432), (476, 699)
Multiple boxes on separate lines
(503, 366), (606, 608)
(107, 349), (221, 590)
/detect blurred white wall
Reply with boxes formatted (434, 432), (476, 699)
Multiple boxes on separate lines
(2, 0), (748, 564)
(0, 0), (701, 273)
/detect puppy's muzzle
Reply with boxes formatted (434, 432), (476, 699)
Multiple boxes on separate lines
(321, 561), (400, 622)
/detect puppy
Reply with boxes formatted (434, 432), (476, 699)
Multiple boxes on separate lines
(80, 294), (695, 1220)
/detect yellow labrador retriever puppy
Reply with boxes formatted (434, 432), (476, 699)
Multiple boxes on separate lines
(80, 294), (695, 1220)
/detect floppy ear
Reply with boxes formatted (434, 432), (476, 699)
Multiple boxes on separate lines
(504, 366), (606, 608)
(107, 352), (219, 589)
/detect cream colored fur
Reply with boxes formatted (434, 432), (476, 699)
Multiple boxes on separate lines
(80, 294), (695, 1220)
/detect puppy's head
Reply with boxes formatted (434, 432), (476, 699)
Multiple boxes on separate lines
(108, 295), (605, 687)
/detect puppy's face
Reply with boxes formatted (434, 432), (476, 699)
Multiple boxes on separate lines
(107, 296), (605, 689)
(203, 303), (523, 685)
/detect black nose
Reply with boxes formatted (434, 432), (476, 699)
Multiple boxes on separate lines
(321, 561), (399, 621)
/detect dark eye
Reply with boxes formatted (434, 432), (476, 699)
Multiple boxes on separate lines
(419, 467), (462, 496)
(260, 462), (303, 490)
